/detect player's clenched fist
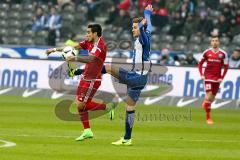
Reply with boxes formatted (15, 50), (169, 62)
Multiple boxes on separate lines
(145, 4), (153, 12)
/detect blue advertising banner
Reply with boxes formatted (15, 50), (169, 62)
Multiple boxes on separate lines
(0, 45), (185, 60)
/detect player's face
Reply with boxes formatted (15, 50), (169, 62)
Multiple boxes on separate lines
(86, 28), (94, 42)
(210, 37), (219, 49)
(132, 23), (140, 38)
(51, 7), (56, 15)
(36, 8), (43, 16)
(233, 51), (240, 59)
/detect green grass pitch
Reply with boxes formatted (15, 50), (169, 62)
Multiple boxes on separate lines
(0, 96), (240, 160)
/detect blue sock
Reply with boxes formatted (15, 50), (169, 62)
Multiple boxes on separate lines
(124, 110), (135, 140)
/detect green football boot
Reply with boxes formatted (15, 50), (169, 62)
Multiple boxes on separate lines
(75, 128), (94, 141)
(111, 138), (132, 146)
(106, 102), (116, 120)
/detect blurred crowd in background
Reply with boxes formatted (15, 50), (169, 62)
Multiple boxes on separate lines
(0, 0), (239, 68)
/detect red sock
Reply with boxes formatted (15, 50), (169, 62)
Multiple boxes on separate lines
(78, 108), (90, 129)
(85, 101), (106, 111)
(202, 100), (211, 120)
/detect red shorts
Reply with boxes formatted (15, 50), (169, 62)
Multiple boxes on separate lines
(204, 81), (220, 95)
(76, 79), (101, 103)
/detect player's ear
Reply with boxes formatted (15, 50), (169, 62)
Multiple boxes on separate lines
(93, 32), (98, 37)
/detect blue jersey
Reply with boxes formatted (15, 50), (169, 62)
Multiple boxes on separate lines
(132, 10), (152, 74)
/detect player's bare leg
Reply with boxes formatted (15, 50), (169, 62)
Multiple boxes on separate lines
(105, 64), (120, 79)
(202, 92), (215, 124)
(75, 97), (116, 141)
(84, 98), (116, 120)
(75, 99), (94, 141)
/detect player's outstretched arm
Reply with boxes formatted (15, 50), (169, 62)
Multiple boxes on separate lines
(45, 44), (82, 56)
(45, 47), (64, 55)
(66, 54), (96, 63)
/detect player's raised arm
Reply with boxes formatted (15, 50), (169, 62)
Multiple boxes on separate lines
(138, 5), (153, 45)
(144, 4), (153, 33)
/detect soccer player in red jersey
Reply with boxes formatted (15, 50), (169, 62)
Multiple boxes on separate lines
(198, 35), (229, 124)
(46, 24), (115, 141)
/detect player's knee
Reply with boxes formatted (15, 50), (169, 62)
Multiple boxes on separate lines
(126, 105), (135, 111)
(209, 96), (215, 102)
(205, 94), (214, 102)
(76, 100), (85, 111)
(125, 96), (137, 106)
(205, 96), (210, 102)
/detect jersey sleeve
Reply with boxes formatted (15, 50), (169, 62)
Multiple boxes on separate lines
(198, 50), (208, 65)
(89, 45), (103, 59)
(201, 49), (208, 60)
(79, 40), (88, 50)
(198, 49), (208, 76)
(144, 10), (152, 33)
(138, 9), (152, 45)
(223, 52), (229, 65)
(221, 50), (229, 79)
(138, 25), (150, 45)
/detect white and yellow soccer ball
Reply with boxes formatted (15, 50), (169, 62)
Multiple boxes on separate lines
(62, 46), (77, 60)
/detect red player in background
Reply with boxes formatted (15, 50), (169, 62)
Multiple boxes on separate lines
(198, 35), (229, 124)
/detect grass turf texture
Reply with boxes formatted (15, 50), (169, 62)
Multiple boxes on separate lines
(0, 96), (240, 160)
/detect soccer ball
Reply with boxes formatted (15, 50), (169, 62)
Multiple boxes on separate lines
(62, 46), (77, 60)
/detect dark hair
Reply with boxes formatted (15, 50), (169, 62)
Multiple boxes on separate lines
(132, 17), (144, 23)
(235, 48), (240, 52)
(88, 24), (102, 37)
(37, 6), (44, 11)
(132, 17), (147, 30)
(51, 6), (57, 11)
(211, 35), (219, 39)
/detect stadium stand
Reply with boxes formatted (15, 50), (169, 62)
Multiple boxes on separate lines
(0, 0), (239, 68)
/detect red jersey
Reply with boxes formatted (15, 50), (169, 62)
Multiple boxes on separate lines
(198, 48), (229, 82)
(79, 37), (107, 80)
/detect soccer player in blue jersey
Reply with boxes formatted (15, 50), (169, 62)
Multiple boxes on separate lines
(107, 4), (153, 146)
(69, 4), (153, 145)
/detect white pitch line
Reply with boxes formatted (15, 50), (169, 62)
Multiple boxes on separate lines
(0, 134), (239, 144)
(0, 139), (16, 148)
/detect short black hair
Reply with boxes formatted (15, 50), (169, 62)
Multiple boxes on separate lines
(88, 24), (102, 37)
